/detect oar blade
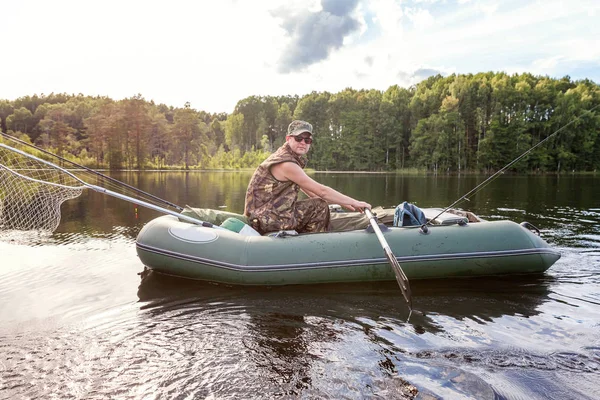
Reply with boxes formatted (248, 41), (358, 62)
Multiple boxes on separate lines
(364, 208), (413, 309)
(385, 248), (412, 308)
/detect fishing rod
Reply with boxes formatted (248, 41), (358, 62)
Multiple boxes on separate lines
(0, 131), (184, 211)
(428, 103), (600, 225)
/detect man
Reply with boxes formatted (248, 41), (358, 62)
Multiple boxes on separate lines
(244, 120), (371, 234)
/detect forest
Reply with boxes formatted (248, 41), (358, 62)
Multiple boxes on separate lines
(1, 71), (599, 172)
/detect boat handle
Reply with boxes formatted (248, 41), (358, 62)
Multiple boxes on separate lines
(520, 221), (541, 236)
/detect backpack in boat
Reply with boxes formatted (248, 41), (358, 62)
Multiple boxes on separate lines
(393, 202), (427, 227)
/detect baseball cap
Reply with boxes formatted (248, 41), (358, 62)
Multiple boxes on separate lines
(287, 120), (313, 136)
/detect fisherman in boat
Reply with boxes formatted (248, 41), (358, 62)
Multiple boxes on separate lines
(244, 120), (371, 235)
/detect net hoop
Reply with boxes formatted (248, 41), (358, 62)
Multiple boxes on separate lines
(0, 164), (86, 190)
(0, 143), (86, 232)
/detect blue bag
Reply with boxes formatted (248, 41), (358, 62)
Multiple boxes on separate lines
(393, 201), (427, 227)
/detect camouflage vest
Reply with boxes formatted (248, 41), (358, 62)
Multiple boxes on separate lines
(244, 143), (308, 230)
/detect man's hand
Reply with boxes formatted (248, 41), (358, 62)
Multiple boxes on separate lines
(343, 201), (371, 212)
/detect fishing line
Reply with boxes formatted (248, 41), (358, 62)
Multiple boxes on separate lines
(428, 103), (600, 225)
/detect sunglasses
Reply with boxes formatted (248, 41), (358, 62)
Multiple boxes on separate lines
(293, 136), (313, 144)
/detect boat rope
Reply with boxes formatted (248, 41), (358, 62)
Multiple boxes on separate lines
(428, 103), (600, 225)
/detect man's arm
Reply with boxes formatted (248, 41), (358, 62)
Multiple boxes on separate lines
(301, 187), (319, 198)
(272, 162), (371, 212)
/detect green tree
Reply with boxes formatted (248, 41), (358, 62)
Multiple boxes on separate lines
(380, 85), (412, 169)
(172, 103), (208, 169)
(122, 95), (152, 169)
(294, 91), (332, 169)
(147, 107), (171, 169)
(274, 102), (293, 147)
(36, 103), (77, 156)
(0, 100), (14, 132)
(224, 113), (244, 151)
(6, 107), (35, 134)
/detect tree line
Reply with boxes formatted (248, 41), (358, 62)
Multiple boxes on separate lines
(1, 72), (599, 172)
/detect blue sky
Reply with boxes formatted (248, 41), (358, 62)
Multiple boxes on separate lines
(2, 0), (598, 113)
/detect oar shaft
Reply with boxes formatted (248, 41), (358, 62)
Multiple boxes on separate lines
(364, 208), (394, 251)
(367, 213), (393, 251)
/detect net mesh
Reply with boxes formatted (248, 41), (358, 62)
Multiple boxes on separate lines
(0, 144), (85, 232)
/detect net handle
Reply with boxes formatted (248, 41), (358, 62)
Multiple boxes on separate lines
(86, 183), (227, 229)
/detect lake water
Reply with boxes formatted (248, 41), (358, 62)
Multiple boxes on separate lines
(1, 172), (599, 399)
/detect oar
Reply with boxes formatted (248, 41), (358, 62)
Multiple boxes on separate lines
(364, 208), (412, 310)
(0, 131), (183, 211)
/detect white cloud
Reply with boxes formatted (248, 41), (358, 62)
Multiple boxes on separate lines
(532, 56), (564, 70)
(405, 7), (435, 30)
(477, 2), (499, 16)
(368, 0), (404, 37)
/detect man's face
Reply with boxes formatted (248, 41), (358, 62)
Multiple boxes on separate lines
(287, 133), (312, 156)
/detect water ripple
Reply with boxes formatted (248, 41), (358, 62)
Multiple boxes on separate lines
(413, 347), (600, 373)
(2, 190), (600, 399)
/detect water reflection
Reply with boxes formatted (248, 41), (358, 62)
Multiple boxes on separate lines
(137, 271), (552, 341)
(137, 271), (342, 396)
(138, 272), (555, 326)
(135, 271), (557, 398)
(137, 271), (424, 398)
(409, 276), (553, 333)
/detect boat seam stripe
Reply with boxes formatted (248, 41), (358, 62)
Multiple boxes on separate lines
(135, 243), (560, 272)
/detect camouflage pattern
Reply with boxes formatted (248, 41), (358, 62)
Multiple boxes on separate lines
(244, 143), (330, 234)
(287, 120), (313, 136)
(289, 197), (330, 233)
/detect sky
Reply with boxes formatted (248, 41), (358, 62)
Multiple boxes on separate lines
(2, 0), (599, 113)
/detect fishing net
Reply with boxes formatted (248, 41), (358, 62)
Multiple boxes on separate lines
(0, 144), (85, 232)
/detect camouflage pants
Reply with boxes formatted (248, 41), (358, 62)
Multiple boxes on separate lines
(293, 198), (331, 233)
(250, 198), (330, 234)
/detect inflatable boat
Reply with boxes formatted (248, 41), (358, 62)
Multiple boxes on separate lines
(135, 207), (561, 285)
